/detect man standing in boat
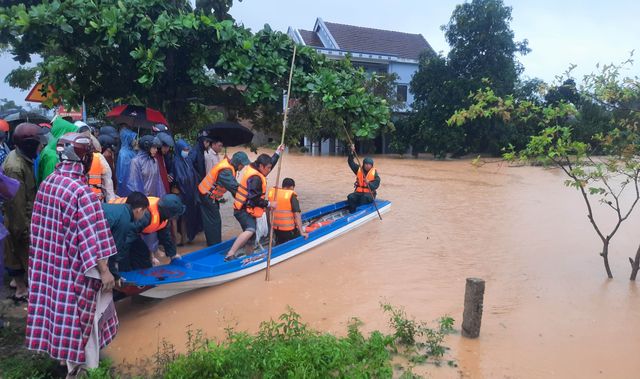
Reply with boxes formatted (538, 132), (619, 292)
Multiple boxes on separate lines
(267, 177), (308, 245)
(224, 146), (284, 261)
(198, 151), (251, 246)
(347, 144), (380, 213)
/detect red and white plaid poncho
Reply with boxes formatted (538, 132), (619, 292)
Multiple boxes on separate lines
(27, 161), (118, 364)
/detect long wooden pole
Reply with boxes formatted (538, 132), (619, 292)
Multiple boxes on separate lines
(341, 124), (382, 220)
(265, 45), (297, 281)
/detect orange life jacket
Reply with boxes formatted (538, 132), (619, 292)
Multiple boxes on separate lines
(88, 152), (104, 200)
(267, 188), (296, 231)
(305, 220), (334, 233)
(233, 165), (267, 218)
(355, 167), (377, 194)
(109, 196), (166, 234)
(198, 158), (236, 200)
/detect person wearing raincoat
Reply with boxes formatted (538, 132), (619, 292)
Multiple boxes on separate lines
(116, 128), (137, 197)
(172, 139), (202, 245)
(156, 131), (174, 194)
(188, 130), (213, 182)
(37, 117), (77, 184)
(127, 135), (167, 263)
(126, 135), (166, 197)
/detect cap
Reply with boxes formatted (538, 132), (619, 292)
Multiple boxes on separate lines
(363, 157), (374, 166)
(231, 151), (250, 166)
(157, 132), (174, 147)
(152, 124), (168, 133)
(139, 135), (162, 151)
(158, 194), (186, 218)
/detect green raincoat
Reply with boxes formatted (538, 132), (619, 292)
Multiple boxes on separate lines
(37, 117), (77, 184)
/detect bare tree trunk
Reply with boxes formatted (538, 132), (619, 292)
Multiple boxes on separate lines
(601, 241), (613, 279)
(629, 243), (640, 280)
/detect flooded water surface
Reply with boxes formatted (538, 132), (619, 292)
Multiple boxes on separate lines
(107, 153), (640, 378)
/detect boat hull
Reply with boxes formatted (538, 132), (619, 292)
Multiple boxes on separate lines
(120, 200), (390, 299)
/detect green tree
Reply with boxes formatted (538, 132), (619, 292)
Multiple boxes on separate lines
(405, 53), (466, 157)
(443, 0), (530, 97)
(450, 59), (640, 280)
(0, 98), (24, 113)
(0, 1), (390, 140)
(403, 0), (530, 157)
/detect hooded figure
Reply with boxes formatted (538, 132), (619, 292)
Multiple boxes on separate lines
(116, 128), (137, 197)
(156, 132), (174, 193)
(188, 132), (212, 182)
(27, 132), (117, 375)
(172, 139), (202, 243)
(37, 117), (78, 184)
(127, 135), (166, 197)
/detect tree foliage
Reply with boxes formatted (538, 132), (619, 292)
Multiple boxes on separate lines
(0, 0), (390, 140)
(451, 58), (640, 280)
(398, 0), (530, 157)
(443, 0), (529, 97)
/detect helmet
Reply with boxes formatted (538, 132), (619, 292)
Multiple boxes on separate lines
(74, 120), (93, 134)
(12, 122), (49, 159)
(0, 119), (9, 132)
(231, 151), (250, 167)
(157, 132), (174, 148)
(56, 132), (95, 173)
(98, 134), (116, 150)
(138, 135), (161, 152)
(152, 124), (168, 133)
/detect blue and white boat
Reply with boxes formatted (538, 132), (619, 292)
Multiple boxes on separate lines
(120, 199), (391, 299)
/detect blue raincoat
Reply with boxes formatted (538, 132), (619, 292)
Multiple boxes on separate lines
(127, 150), (166, 197)
(116, 129), (137, 197)
(172, 139), (202, 241)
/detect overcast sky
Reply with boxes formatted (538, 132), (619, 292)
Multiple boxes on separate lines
(2, 0), (639, 106)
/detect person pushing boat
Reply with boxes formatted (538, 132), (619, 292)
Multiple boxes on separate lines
(102, 192), (151, 280)
(110, 193), (185, 267)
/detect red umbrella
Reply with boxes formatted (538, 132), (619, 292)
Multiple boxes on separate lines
(105, 105), (168, 129)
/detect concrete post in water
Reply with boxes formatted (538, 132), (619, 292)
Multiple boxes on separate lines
(462, 277), (485, 338)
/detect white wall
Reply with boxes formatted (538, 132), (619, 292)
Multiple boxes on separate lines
(389, 62), (418, 107)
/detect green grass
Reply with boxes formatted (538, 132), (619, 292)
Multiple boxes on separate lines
(1, 305), (456, 379)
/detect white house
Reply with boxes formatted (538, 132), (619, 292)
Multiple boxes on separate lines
(288, 18), (435, 153)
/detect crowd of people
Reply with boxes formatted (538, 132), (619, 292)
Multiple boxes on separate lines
(0, 116), (380, 376)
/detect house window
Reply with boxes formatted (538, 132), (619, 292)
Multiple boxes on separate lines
(396, 84), (408, 103)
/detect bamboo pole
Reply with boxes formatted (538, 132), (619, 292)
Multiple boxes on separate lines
(265, 45), (297, 281)
(341, 124), (382, 220)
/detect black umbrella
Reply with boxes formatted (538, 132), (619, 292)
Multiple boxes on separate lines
(205, 121), (254, 147)
(0, 110), (50, 128)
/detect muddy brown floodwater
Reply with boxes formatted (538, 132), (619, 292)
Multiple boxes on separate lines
(106, 152), (640, 378)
